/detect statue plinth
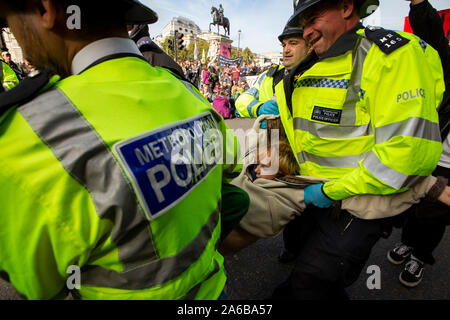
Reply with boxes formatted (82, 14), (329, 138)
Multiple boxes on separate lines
(199, 32), (233, 60)
(200, 32), (232, 44)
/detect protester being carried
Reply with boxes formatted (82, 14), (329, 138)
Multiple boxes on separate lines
(219, 116), (450, 255)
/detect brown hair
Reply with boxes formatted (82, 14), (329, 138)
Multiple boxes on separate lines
(276, 141), (300, 177)
(259, 140), (300, 177)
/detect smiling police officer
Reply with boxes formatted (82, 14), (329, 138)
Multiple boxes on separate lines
(0, 0), (241, 300)
(273, 0), (444, 299)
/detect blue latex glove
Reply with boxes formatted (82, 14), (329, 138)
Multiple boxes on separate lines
(257, 100), (279, 129)
(304, 184), (334, 208)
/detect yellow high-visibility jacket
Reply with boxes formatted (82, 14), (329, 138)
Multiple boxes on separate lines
(236, 64), (285, 117)
(0, 38), (241, 299)
(276, 25), (444, 201)
(1, 60), (19, 91)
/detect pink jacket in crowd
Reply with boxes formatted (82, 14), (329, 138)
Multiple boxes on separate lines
(202, 70), (210, 85)
(212, 96), (232, 119)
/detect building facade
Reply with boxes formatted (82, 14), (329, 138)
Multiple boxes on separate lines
(156, 16), (202, 48)
(2, 28), (23, 64)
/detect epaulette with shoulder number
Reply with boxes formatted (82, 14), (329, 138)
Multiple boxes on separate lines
(266, 64), (280, 77)
(364, 26), (410, 54)
(0, 70), (51, 117)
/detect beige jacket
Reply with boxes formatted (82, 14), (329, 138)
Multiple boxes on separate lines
(231, 115), (439, 238)
(232, 168), (437, 238)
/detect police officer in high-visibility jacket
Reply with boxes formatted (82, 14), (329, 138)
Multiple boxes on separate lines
(1, 57), (19, 91)
(0, 0), (241, 300)
(0, 27), (19, 91)
(235, 26), (309, 122)
(272, 0), (444, 299)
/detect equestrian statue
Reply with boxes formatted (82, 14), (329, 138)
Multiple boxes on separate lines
(209, 5), (230, 36)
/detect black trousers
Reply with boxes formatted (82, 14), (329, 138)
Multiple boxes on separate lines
(401, 165), (450, 265)
(274, 207), (391, 300)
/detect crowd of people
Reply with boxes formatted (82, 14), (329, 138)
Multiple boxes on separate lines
(0, 0), (448, 302)
(180, 59), (270, 118)
(1, 51), (38, 80)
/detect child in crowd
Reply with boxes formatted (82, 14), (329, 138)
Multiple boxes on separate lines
(219, 116), (450, 255)
(213, 83), (220, 96)
(201, 84), (212, 102)
(221, 80), (231, 97)
(231, 80), (240, 100)
(238, 80), (248, 94)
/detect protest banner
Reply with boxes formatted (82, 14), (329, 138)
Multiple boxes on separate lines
(218, 55), (243, 68)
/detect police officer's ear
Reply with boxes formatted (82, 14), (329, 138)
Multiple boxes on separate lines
(341, 0), (355, 20)
(35, 0), (58, 30)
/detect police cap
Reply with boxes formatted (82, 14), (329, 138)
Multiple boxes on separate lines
(287, 0), (379, 27)
(123, 0), (158, 24)
(278, 26), (304, 42)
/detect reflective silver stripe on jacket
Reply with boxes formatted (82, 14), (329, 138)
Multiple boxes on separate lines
(341, 37), (372, 126)
(257, 72), (267, 86)
(182, 80), (209, 106)
(247, 100), (260, 117)
(375, 117), (441, 144)
(362, 151), (426, 189)
(294, 117), (373, 139)
(81, 204), (220, 290)
(245, 87), (260, 100)
(297, 150), (367, 169)
(18, 88), (220, 290)
(294, 116), (440, 143)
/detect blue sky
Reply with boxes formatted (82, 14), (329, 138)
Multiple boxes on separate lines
(142, 0), (450, 54)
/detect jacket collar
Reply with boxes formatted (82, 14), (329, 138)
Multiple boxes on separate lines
(71, 37), (143, 75)
(284, 23), (363, 113)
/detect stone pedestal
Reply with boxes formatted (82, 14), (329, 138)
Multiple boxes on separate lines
(199, 32), (233, 60)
